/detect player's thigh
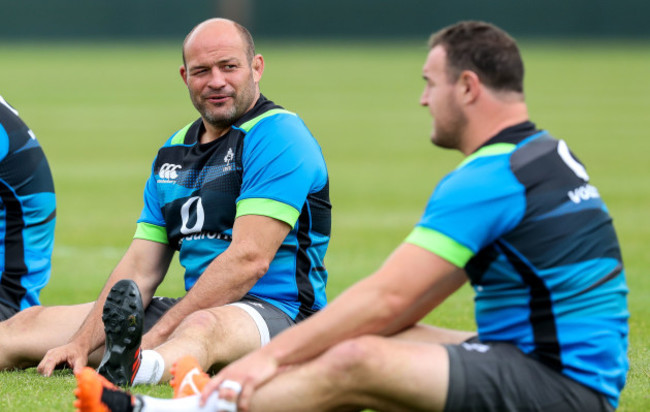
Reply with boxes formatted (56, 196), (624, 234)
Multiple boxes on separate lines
(227, 294), (295, 346)
(392, 323), (476, 345)
(326, 335), (451, 412)
(203, 297), (294, 368)
(180, 304), (263, 366)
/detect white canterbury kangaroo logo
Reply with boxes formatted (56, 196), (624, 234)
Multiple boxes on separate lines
(159, 163), (182, 180)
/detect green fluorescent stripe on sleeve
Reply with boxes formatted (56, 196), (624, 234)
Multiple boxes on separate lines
(404, 226), (474, 268)
(134, 222), (169, 245)
(457, 143), (516, 169)
(239, 109), (295, 133)
(236, 198), (300, 229)
(170, 122), (193, 145)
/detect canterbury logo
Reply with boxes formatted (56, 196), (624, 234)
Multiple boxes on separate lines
(159, 163), (182, 180)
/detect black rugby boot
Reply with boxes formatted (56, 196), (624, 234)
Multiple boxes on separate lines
(97, 279), (144, 386)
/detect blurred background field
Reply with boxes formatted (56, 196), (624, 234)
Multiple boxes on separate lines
(1, 1), (649, 410)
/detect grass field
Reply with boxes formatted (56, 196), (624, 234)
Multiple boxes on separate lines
(0, 39), (648, 411)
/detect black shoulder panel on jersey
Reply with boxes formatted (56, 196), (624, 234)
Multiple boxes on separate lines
(504, 134), (622, 269)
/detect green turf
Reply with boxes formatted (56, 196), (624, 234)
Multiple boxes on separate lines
(0, 39), (648, 411)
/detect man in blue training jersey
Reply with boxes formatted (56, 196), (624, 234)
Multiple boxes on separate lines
(0, 95), (56, 321)
(0, 18), (331, 388)
(74, 20), (628, 412)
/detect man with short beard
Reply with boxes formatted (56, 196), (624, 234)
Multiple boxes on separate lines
(0, 18), (331, 390)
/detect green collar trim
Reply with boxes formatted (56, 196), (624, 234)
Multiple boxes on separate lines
(171, 109), (295, 144)
(457, 143), (516, 169)
(238, 109), (295, 133)
(170, 122), (193, 145)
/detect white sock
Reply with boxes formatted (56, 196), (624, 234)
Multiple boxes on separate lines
(139, 393), (235, 412)
(132, 350), (165, 385)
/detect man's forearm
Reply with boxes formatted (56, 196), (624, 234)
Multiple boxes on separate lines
(263, 243), (465, 368)
(70, 240), (172, 353)
(141, 297), (194, 349)
(142, 258), (258, 348)
(143, 215), (289, 348)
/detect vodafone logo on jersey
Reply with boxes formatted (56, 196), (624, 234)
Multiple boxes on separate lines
(159, 163), (182, 180)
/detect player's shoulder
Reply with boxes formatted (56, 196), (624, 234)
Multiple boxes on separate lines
(243, 110), (315, 152)
(240, 108), (303, 134)
(453, 142), (517, 179)
(436, 144), (522, 203)
(161, 118), (203, 148)
(0, 95), (24, 130)
(509, 132), (559, 169)
(0, 95), (20, 118)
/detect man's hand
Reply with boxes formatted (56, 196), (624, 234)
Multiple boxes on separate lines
(37, 341), (89, 376)
(200, 350), (279, 412)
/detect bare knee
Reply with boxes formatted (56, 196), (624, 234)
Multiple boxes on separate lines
(318, 336), (385, 385)
(164, 307), (257, 369)
(171, 309), (220, 338)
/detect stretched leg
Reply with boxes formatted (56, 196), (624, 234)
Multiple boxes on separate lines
(75, 336), (449, 412)
(0, 302), (94, 369)
(77, 325), (609, 412)
(249, 334), (454, 412)
(102, 291), (274, 386)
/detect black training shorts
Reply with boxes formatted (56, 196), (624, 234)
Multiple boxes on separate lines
(0, 301), (18, 321)
(142, 294), (294, 342)
(444, 337), (614, 412)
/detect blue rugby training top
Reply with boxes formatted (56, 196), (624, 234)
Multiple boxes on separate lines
(135, 96), (331, 321)
(406, 121), (628, 408)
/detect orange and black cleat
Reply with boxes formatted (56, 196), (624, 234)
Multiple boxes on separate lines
(170, 355), (211, 398)
(97, 279), (144, 386)
(74, 367), (143, 412)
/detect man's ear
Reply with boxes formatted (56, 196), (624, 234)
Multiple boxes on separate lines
(179, 65), (188, 86)
(457, 70), (481, 105)
(252, 54), (265, 83)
